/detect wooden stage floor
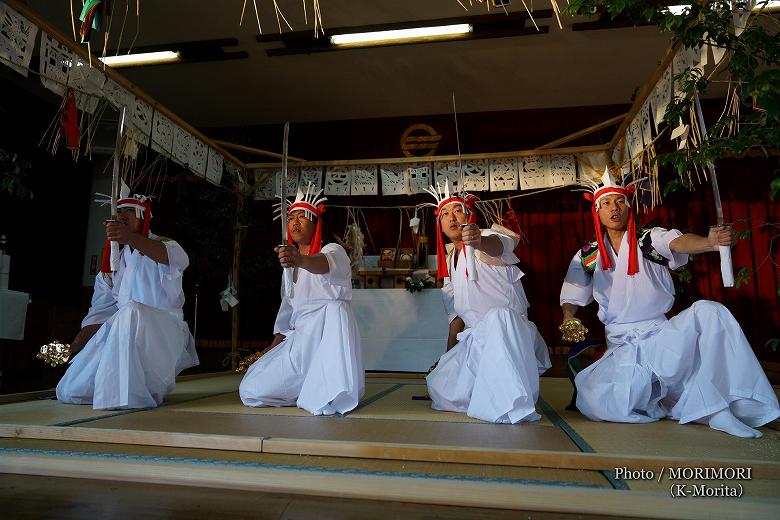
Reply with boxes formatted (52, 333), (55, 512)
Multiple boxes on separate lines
(0, 373), (778, 519)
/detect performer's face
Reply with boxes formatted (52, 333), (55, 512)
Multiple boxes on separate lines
(597, 194), (629, 231)
(117, 207), (143, 234)
(288, 210), (315, 245)
(439, 203), (468, 241)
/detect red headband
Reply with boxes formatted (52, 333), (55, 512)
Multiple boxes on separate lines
(583, 187), (638, 275)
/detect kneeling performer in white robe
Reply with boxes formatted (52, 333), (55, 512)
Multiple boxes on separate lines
(239, 187), (364, 415)
(560, 168), (780, 437)
(424, 183), (550, 423)
(57, 193), (199, 410)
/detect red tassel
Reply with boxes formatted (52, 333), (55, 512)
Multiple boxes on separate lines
(100, 239), (111, 273)
(307, 204), (325, 255)
(61, 89), (80, 149)
(626, 210), (639, 276)
(591, 203), (612, 272)
(435, 218), (448, 279)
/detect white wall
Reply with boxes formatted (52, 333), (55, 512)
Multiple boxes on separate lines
(81, 158), (112, 287)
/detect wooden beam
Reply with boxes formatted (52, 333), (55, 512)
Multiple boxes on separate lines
(4, 0), (247, 175)
(245, 144), (611, 169)
(212, 139), (306, 163)
(243, 171), (273, 198)
(536, 113), (628, 150)
(609, 42), (679, 153)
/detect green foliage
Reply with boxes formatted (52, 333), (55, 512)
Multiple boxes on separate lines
(734, 266), (751, 288)
(567, 1), (780, 179)
(0, 148), (32, 199)
(765, 337), (780, 351)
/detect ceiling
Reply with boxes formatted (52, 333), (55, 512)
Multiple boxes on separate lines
(24, 1), (675, 128)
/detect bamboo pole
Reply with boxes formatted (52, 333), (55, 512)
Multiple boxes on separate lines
(245, 144), (611, 169)
(536, 113), (627, 150)
(3, 0), (247, 176)
(230, 196), (245, 372)
(212, 139), (306, 163)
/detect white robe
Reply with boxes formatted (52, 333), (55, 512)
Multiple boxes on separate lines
(561, 227), (780, 426)
(426, 230), (551, 424)
(239, 243), (365, 415)
(57, 234), (199, 410)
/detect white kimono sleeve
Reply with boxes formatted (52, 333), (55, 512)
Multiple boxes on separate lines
(81, 273), (118, 327)
(560, 251), (595, 307)
(441, 276), (457, 324)
(650, 227), (689, 269)
(320, 243), (352, 288)
(273, 285), (293, 334)
(157, 239), (189, 301)
(481, 229), (520, 265)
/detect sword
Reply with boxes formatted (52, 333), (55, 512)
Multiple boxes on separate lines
(108, 106), (126, 272)
(452, 93), (478, 282)
(280, 121), (294, 298)
(693, 90), (734, 287)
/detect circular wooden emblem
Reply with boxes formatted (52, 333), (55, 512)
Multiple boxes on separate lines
(400, 124), (441, 157)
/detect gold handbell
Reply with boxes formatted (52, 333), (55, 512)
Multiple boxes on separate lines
(559, 318), (588, 343)
(235, 351), (263, 374)
(37, 341), (71, 367)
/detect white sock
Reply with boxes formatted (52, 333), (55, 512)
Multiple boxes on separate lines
(708, 409), (762, 438)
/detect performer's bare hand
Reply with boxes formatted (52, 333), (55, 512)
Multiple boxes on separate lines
(105, 220), (134, 244)
(708, 225), (736, 250)
(461, 223), (481, 248)
(275, 245), (301, 268)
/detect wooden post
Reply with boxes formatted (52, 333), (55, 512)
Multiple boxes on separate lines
(230, 195), (245, 371)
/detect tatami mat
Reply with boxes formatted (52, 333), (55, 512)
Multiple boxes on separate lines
(164, 382), (399, 417)
(348, 383), (554, 426)
(539, 378), (780, 462)
(78, 410), (579, 452)
(0, 438), (610, 488)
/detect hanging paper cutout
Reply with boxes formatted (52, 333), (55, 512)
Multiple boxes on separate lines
(488, 158), (518, 191)
(102, 78), (133, 110)
(462, 160), (489, 192)
(172, 125), (194, 165)
(434, 161), (462, 193)
(151, 111), (174, 157)
(548, 155), (577, 187)
(130, 97), (153, 143)
(649, 65), (672, 131)
(407, 163), (432, 194)
(324, 166), (351, 196)
(205, 148), (224, 185)
(252, 169), (276, 200)
(518, 155), (547, 190)
(39, 31), (72, 96)
(639, 101), (653, 148)
(299, 167), (323, 190)
(380, 164), (409, 195)
(67, 57), (104, 114)
(0, 3), (38, 77)
(351, 165), (378, 195)
(627, 116), (644, 165)
(189, 139), (208, 177)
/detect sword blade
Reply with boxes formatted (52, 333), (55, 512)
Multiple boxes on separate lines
(452, 93), (465, 195)
(280, 121), (290, 242)
(110, 106), (126, 219)
(693, 90), (724, 224)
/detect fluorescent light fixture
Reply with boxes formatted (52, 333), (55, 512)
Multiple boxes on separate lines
(330, 24), (472, 47)
(99, 51), (181, 67)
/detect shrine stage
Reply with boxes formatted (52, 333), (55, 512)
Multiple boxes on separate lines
(0, 372), (778, 519)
